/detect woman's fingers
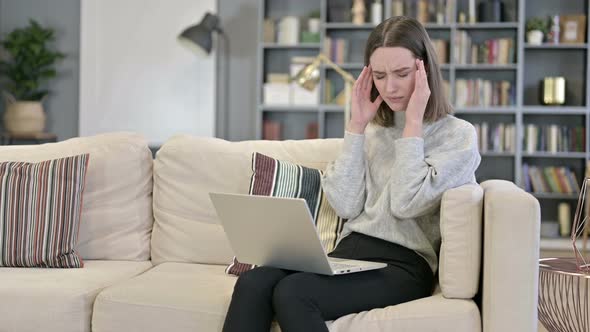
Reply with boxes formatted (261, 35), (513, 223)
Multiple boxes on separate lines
(355, 65), (372, 99)
(362, 65), (370, 92)
(414, 60), (421, 90)
(363, 65), (374, 96)
(414, 59), (427, 90)
(353, 67), (361, 90)
(420, 60), (430, 93)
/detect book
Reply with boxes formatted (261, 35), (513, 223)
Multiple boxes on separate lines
(263, 120), (281, 140)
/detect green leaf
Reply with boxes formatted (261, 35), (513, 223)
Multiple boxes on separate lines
(0, 20), (64, 102)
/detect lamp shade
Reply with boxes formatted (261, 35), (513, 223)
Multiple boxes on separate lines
(292, 59), (321, 91)
(179, 12), (221, 54)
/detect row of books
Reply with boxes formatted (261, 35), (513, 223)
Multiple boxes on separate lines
(391, 0), (455, 24)
(523, 164), (580, 194)
(431, 39), (449, 64)
(455, 79), (515, 107)
(523, 124), (586, 154)
(454, 32), (515, 65)
(323, 38), (364, 65)
(324, 37), (349, 65)
(473, 122), (516, 153)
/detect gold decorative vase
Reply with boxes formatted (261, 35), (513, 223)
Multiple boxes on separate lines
(542, 77), (566, 105)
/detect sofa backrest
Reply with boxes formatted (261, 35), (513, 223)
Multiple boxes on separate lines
(150, 135), (342, 265)
(0, 132), (154, 261)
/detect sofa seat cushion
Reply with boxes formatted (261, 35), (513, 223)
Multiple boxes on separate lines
(92, 262), (237, 332)
(326, 290), (481, 332)
(0, 260), (152, 332)
(92, 262), (481, 332)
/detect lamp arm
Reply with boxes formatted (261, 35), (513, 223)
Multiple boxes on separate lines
(317, 53), (356, 83)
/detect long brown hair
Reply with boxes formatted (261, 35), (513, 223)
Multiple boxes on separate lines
(364, 16), (452, 126)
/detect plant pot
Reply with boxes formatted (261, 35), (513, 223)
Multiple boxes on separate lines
(527, 30), (544, 45)
(308, 18), (320, 34)
(3, 100), (46, 134)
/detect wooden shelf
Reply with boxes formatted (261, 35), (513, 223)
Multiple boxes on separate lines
(261, 43), (321, 49)
(323, 22), (376, 29)
(480, 152), (515, 157)
(524, 43), (588, 50)
(260, 105), (319, 112)
(454, 107), (517, 114)
(321, 63), (364, 70)
(454, 64), (518, 70)
(423, 23), (452, 29)
(522, 152), (586, 159)
(522, 106), (588, 115)
(455, 22), (519, 29)
(321, 104), (345, 112)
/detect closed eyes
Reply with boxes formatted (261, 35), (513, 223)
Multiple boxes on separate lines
(373, 73), (409, 80)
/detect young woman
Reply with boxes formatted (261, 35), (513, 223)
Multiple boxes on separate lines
(223, 16), (481, 332)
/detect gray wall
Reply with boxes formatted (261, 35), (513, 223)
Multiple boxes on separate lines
(218, 0), (259, 141)
(0, 0), (259, 142)
(0, 0), (80, 141)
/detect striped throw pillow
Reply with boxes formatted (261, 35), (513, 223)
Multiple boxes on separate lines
(225, 152), (344, 276)
(0, 154), (89, 268)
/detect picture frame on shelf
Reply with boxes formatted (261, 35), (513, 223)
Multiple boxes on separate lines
(560, 14), (587, 44)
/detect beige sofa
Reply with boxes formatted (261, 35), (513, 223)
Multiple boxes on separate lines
(0, 132), (541, 332)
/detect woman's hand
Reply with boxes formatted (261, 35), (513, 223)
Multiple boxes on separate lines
(403, 59), (430, 138)
(347, 65), (383, 134)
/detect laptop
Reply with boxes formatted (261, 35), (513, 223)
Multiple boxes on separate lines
(209, 192), (387, 276)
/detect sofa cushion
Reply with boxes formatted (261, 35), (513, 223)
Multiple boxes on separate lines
(151, 135), (342, 265)
(439, 183), (484, 299)
(0, 154), (89, 268)
(0, 132), (154, 261)
(92, 263), (237, 332)
(0, 260), (152, 332)
(326, 290), (481, 332)
(92, 262), (480, 332)
(226, 152), (344, 276)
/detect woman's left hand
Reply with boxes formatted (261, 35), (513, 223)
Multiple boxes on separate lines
(405, 59), (430, 127)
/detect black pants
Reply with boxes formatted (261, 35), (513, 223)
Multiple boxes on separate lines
(222, 232), (434, 332)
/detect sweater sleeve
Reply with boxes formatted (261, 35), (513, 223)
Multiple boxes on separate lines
(388, 123), (481, 219)
(321, 132), (366, 219)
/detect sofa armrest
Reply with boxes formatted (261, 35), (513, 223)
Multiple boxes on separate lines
(480, 180), (540, 332)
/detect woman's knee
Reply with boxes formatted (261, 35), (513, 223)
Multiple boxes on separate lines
(234, 266), (287, 293)
(272, 273), (318, 308)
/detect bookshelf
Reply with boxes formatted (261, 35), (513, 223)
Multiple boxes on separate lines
(256, 0), (590, 249)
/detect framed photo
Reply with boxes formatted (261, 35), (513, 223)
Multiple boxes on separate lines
(560, 14), (587, 43)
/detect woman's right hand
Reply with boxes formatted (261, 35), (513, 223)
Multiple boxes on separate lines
(347, 65), (383, 134)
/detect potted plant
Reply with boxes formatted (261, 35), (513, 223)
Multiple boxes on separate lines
(308, 10), (321, 33)
(302, 10), (321, 43)
(526, 17), (548, 45)
(0, 20), (64, 134)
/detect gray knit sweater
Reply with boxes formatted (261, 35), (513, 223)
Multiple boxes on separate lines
(321, 112), (481, 273)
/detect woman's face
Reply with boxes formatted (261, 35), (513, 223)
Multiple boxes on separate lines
(369, 47), (418, 112)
